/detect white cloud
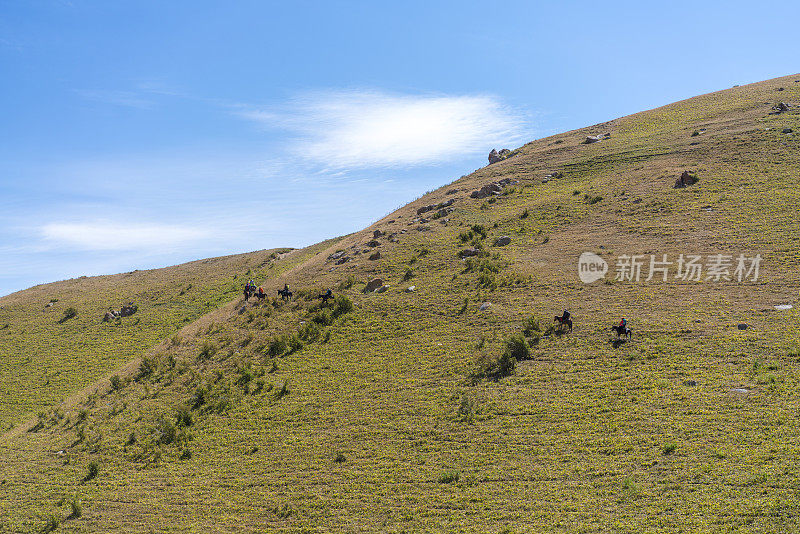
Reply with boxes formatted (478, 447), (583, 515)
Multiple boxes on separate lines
(240, 90), (525, 169)
(41, 222), (209, 251)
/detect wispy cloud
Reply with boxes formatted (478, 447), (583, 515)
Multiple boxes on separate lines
(41, 222), (209, 251)
(239, 90), (526, 169)
(75, 89), (155, 109)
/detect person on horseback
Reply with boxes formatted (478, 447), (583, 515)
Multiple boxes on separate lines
(561, 309), (570, 322)
(257, 286), (265, 299)
(619, 317), (627, 330)
(284, 283), (289, 292)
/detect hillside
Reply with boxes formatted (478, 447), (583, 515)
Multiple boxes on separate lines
(1, 74), (800, 532)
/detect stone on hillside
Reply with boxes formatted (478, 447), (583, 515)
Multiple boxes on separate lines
(730, 388), (749, 394)
(494, 236), (511, 247)
(364, 278), (384, 293)
(368, 251), (381, 260)
(782, 128), (793, 134)
(417, 204), (437, 215)
(102, 311), (117, 322)
(459, 248), (481, 258)
(373, 230), (384, 238)
(445, 188), (459, 195)
(470, 183), (503, 199)
(674, 170), (699, 188)
(583, 135), (603, 144)
(336, 256), (351, 265)
(737, 323), (748, 330)
(238, 306), (247, 315)
(771, 102), (790, 114)
(375, 285), (388, 293)
(479, 302), (492, 311)
(488, 149), (501, 164)
(683, 380), (698, 387)
(405, 285), (416, 292)
(120, 303), (138, 317)
(367, 240), (380, 247)
(328, 250), (346, 260)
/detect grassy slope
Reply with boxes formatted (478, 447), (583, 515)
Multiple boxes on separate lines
(0, 244), (331, 432)
(2, 75), (800, 533)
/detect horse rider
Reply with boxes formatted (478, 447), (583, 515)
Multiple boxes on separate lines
(619, 316), (627, 330)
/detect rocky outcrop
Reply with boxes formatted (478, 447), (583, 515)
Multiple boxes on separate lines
(469, 178), (519, 199)
(494, 236), (511, 247)
(368, 251), (381, 260)
(417, 198), (456, 215)
(583, 133), (611, 144)
(120, 303), (138, 317)
(674, 171), (699, 188)
(770, 102), (790, 114)
(364, 278), (384, 293)
(459, 248), (481, 258)
(488, 148), (515, 164)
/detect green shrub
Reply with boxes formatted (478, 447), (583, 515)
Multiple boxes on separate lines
(298, 322), (321, 343)
(176, 407), (193, 427)
(471, 350), (516, 381)
(287, 334), (304, 354)
(85, 461), (99, 481)
(662, 442), (677, 455)
(275, 381), (290, 399)
(403, 268), (415, 281)
(136, 356), (157, 380)
(267, 337), (288, 357)
(312, 309), (333, 326)
(198, 341), (218, 360)
(505, 334), (531, 361)
(67, 498), (82, 519)
(437, 469), (460, 483)
(520, 208), (529, 219)
(110, 375), (122, 391)
(58, 307), (78, 323)
(42, 514), (60, 532)
(332, 295), (354, 318)
(155, 418), (177, 445)
(522, 315), (541, 337)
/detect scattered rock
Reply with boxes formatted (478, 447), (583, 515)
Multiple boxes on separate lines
(364, 278), (384, 293)
(546, 171), (564, 179)
(775, 304), (793, 311)
(737, 323), (748, 330)
(375, 285), (388, 293)
(367, 240), (380, 247)
(373, 230), (384, 238)
(445, 189), (459, 195)
(405, 286), (416, 292)
(479, 302), (492, 311)
(494, 236), (511, 246)
(770, 102), (790, 114)
(336, 257), (351, 265)
(459, 248), (481, 258)
(328, 250), (346, 260)
(101, 311), (118, 322)
(782, 128), (793, 134)
(470, 183), (502, 199)
(674, 170), (699, 188)
(368, 251), (381, 261)
(730, 388), (749, 394)
(583, 133), (610, 144)
(120, 303), (138, 317)
(435, 207), (453, 218)
(683, 380), (698, 387)
(44, 303), (53, 308)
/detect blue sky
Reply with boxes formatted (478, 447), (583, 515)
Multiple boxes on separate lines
(1, 0), (797, 297)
